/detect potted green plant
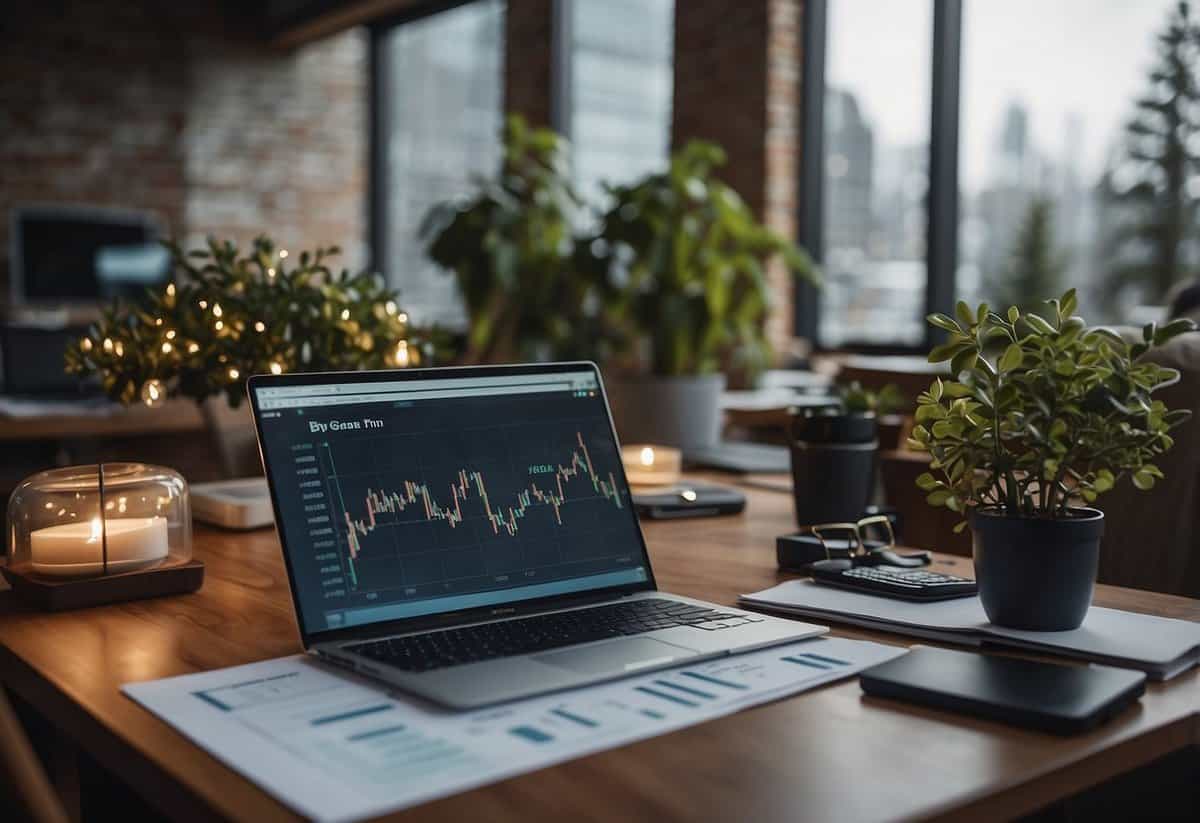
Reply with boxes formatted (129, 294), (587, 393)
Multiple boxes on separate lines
(421, 115), (615, 364)
(581, 140), (818, 449)
(909, 290), (1195, 630)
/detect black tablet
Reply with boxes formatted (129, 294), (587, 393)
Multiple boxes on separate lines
(860, 646), (1146, 735)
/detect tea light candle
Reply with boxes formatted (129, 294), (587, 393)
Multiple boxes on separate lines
(30, 516), (169, 577)
(621, 444), (683, 486)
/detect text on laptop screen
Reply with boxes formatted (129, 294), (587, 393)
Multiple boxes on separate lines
(254, 370), (649, 633)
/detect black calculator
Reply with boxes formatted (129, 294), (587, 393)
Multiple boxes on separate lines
(810, 563), (978, 601)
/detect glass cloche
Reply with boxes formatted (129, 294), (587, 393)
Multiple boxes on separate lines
(6, 463), (191, 578)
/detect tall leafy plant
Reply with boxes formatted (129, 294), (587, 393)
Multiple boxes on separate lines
(909, 290), (1195, 529)
(421, 115), (610, 363)
(580, 141), (818, 377)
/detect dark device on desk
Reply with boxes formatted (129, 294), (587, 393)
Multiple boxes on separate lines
(810, 562), (977, 601)
(860, 646), (1147, 735)
(632, 482), (745, 519)
(10, 204), (168, 307)
(1, 322), (94, 395)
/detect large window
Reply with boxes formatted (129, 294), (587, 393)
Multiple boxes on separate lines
(801, 0), (1199, 348)
(558, 0), (674, 205)
(820, 0), (933, 347)
(959, 0), (1185, 322)
(373, 0), (505, 328)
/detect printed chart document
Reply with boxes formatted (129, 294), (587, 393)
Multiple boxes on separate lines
(124, 636), (903, 822)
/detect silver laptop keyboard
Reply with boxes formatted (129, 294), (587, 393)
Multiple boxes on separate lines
(343, 599), (766, 673)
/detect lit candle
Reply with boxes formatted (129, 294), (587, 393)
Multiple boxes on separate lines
(30, 516), (169, 577)
(621, 444), (683, 486)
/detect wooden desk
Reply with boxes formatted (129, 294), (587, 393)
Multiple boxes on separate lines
(0, 399), (205, 442)
(1, 483), (1197, 822)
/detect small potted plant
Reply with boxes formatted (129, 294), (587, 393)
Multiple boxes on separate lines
(790, 382), (904, 527)
(580, 140), (818, 449)
(909, 291), (1195, 630)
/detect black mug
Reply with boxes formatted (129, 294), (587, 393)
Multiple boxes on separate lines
(789, 408), (878, 528)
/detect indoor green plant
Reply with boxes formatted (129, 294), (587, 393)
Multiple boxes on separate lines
(421, 115), (613, 364)
(581, 140), (818, 448)
(909, 290), (1195, 629)
(64, 236), (430, 475)
(66, 236), (428, 409)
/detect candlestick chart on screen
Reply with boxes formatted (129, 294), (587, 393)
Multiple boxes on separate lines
(315, 422), (634, 595)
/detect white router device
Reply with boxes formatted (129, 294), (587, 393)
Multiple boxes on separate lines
(190, 477), (274, 530)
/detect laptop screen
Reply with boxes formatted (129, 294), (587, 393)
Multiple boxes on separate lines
(251, 367), (651, 636)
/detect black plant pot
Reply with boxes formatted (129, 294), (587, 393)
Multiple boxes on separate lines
(970, 507), (1105, 631)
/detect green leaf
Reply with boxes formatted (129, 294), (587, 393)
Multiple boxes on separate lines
(1093, 469), (1114, 492)
(1061, 288), (1077, 318)
(999, 343), (1023, 372)
(953, 520), (968, 534)
(1154, 318), (1197, 346)
(1132, 469), (1157, 490)
(950, 348), (978, 376)
(926, 490), (951, 507)
(927, 313), (961, 334)
(955, 300), (974, 327)
(1007, 306), (1020, 324)
(1024, 313), (1056, 335)
(928, 342), (967, 363)
(916, 473), (939, 491)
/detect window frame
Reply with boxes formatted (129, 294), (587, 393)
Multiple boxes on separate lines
(367, 0), (498, 277)
(796, 0), (963, 353)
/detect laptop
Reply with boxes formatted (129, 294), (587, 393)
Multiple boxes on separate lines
(247, 362), (825, 708)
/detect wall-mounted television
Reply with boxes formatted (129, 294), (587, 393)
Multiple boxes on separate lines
(9, 205), (170, 307)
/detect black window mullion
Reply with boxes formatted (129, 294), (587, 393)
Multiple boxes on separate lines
(926, 0), (963, 348)
(794, 0), (827, 346)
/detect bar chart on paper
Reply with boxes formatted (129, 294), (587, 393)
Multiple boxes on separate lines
(124, 636), (907, 822)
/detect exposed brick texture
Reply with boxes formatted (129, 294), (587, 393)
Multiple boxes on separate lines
(673, 0), (802, 353)
(0, 1), (367, 295)
(1, 0), (801, 348)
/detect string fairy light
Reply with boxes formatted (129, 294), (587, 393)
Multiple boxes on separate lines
(63, 237), (427, 408)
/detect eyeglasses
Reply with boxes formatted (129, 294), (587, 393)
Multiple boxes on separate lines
(808, 515), (897, 563)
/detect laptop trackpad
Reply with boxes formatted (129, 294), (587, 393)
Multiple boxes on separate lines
(533, 637), (696, 675)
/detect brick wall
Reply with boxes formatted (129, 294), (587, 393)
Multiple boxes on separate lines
(672, 0), (802, 354)
(0, 0), (803, 343)
(0, 1), (368, 296)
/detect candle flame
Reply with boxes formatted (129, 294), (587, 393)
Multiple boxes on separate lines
(640, 446), (655, 466)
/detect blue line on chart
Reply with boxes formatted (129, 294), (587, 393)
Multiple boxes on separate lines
(679, 671), (750, 690)
(654, 680), (716, 700)
(311, 704), (394, 726)
(635, 686), (698, 707)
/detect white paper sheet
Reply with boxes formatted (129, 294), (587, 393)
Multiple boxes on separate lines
(123, 636), (904, 822)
